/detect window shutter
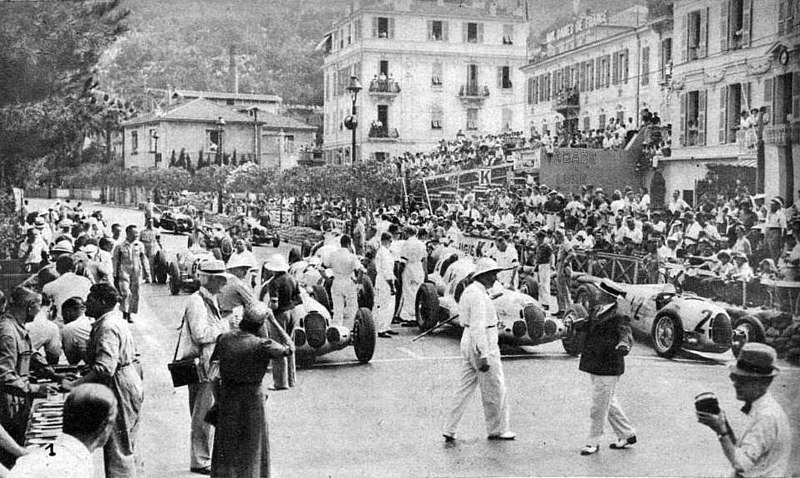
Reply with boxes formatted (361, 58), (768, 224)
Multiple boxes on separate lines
(699, 8), (708, 58)
(612, 52), (619, 85)
(765, 77), (774, 113)
(641, 47), (650, 86)
(698, 90), (707, 145)
(793, 72), (800, 119)
(372, 17), (378, 38)
(623, 49), (629, 84)
(681, 15), (688, 63)
(595, 58), (600, 89)
(388, 18), (395, 39)
(605, 55), (611, 87)
(477, 23), (484, 43)
(680, 93), (687, 146)
(742, 0), (752, 47)
(443, 21), (449, 41)
(778, 0), (786, 35)
(497, 67), (503, 88)
(534, 77), (539, 104)
(719, 85), (728, 144)
(743, 82), (752, 110)
(720, 1), (729, 52)
(427, 20), (433, 40)
(579, 62), (585, 92)
(462, 22), (468, 43)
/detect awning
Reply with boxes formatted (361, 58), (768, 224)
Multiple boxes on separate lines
(314, 31), (333, 53)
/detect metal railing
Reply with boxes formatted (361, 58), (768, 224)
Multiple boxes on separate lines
(458, 84), (490, 98)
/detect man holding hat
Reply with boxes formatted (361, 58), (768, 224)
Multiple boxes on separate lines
(443, 258), (515, 442)
(696, 343), (791, 477)
(178, 260), (230, 475)
(263, 254), (300, 390)
(219, 253), (256, 330)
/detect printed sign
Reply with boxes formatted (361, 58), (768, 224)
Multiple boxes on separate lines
(545, 10), (608, 43)
(539, 147), (642, 196)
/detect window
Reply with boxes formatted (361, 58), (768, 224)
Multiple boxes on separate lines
(354, 19), (362, 41)
(498, 66), (512, 89)
(722, 0), (753, 50)
(466, 63), (479, 91)
(597, 55), (610, 88)
(464, 22), (483, 43)
(429, 20), (448, 41)
(641, 46), (650, 86)
(583, 116), (591, 132)
(686, 9), (708, 61)
(466, 108), (479, 130)
(149, 129), (157, 152)
(586, 60), (594, 91)
(612, 50), (629, 85)
(681, 90), (707, 146)
(284, 135), (295, 153)
(502, 24), (514, 44)
(431, 104), (443, 129)
(377, 104), (389, 130)
(379, 60), (389, 77)
(718, 83), (750, 144)
(527, 77), (537, 105)
(432, 61), (443, 86)
(598, 114), (606, 130)
(207, 129), (221, 152)
(131, 131), (138, 154)
(374, 17), (394, 39)
(779, 0), (797, 35)
(502, 108), (512, 131)
(661, 38), (673, 81)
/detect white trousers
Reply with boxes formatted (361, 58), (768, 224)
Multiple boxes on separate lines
(538, 264), (551, 309)
(400, 265), (423, 321)
(373, 279), (394, 333)
(443, 348), (510, 437)
(331, 278), (358, 330)
(587, 374), (636, 443)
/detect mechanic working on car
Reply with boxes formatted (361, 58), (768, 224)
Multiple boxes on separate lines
(696, 343), (791, 478)
(329, 235), (365, 330)
(442, 258), (515, 442)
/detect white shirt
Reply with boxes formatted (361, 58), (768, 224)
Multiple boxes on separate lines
(329, 247), (362, 280)
(485, 244), (518, 287)
(61, 314), (93, 365)
(732, 392), (791, 478)
(375, 245), (395, 288)
(42, 273), (92, 321)
(458, 281), (499, 358)
(10, 434), (93, 478)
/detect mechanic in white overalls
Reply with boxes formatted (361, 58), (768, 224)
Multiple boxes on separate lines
(484, 231), (519, 289)
(443, 258), (515, 441)
(398, 226), (426, 325)
(329, 234), (364, 329)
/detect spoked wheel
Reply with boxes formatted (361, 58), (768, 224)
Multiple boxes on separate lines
(353, 307), (376, 364)
(168, 263), (181, 295)
(561, 304), (587, 356)
(652, 311), (683, 358)
(731, 315), (766, 357)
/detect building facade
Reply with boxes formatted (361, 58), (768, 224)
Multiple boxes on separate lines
(663, 0), (800, 202)
(321, 0), (528, 163)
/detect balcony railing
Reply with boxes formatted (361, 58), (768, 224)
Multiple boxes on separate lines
(458, 84), (490, 98)
(736, 130), (757, 156)
(368, 79), (401, 95)
(368, 125), (399, 140)
(553, 87), (579, 115)
(764, 124), (791, 145)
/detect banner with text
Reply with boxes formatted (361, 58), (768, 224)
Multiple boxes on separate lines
(538, 147), (642, 196)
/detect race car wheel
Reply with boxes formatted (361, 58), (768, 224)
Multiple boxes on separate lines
(154, 251), (168, 284)
(272, 236), (281, 247)
(519, 276), (539, 301)
(576, 284), (601, 314)
(561, 304), (588, 356)
(357, 275), (374, 310)
(168, 262), (181, 295)
(731, 316), (766, 357)
(353, 307), (376, 364)
(310, 284), (332, 312)
(652, 310), (684, 358)
(415, 283), (440, 331)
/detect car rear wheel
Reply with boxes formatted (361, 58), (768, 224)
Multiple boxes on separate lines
(561, 304), (588, 356)
(310, 284), (332, 312)
(575, 284), (601, 314)
(415, 282), (440, 331)
(154, 251), (168, 284)
(519, 275), (538, 300)
(732, 315), (766, 357)
(353, 307), (376, 363)
(652, 310), (683, 358)
(168, 262), (181, 295)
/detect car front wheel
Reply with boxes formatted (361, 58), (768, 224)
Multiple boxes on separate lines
(652, 311), (683, 358)
(731, 316), (766, 357)
(353, 307), (376, 363)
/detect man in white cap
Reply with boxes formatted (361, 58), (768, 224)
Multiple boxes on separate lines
(263, 254), (299, 390)
(179, 260), (230, 475)
(443, 258), (515, 442)
(696, 343), (791, 478)
(219, 253), (256, 330)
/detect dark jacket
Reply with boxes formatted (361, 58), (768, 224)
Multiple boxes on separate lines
(578, 310), (633, 376)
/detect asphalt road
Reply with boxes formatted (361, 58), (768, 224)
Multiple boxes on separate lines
(27, 199), (800, 477)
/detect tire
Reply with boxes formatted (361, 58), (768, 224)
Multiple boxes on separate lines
(561, 304), (588, 356)
(272, 236), (281, 247)
(357, 275), (374, 310)
(651, 310), (684, 358)
(575, 284), (602, 314)
(168, 262), (181, 295)
(353, 307), (376, 363)
(519, 275), (538, 300)
(310, 284), (332, 312)
(154, 251), (168, 284)
(415, 282), (440, 331)
(732, 315), (767, 357)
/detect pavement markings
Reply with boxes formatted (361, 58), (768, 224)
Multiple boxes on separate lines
(396, 347), (425, 360)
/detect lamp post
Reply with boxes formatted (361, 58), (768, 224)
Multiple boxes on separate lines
(151, 130), (159, 168)
(346, 76), (362, 163)
(215, 116), (226, 165)
(248, 106), (261, 164)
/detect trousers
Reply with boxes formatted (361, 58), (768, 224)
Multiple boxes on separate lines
(331, 278), (358, 330)
(587, 374), (636, 443)
(556, 269), (572, 312)
(538, 264), (551, 310)
(373, 278), (394, 333)
(400, 265), (424, 321)
(117, 277), (141, 314)
(270, 308), (297, 389)
(443, 348), (510, 437)
(188, 382), (215, 469)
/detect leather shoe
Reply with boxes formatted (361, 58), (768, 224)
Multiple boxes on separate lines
(190, 467), (212, 475)
(442, 433), (455, 442)
(488, 431), (516, 441)
(580, 444), (599, 455)
(378, 332), (392, 338)
(610, 435), (637, 449)
(400, 321), (417, 327)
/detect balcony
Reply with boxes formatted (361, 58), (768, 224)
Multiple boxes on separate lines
(368, 125), (399, 142)
(458, 84), (490, 105)
(736, 130), (757, 158)
(764, 124), (792, 145)
(553, 87), (579, 117)
(368, 78), (401, 98)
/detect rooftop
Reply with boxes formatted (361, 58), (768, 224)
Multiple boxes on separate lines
(172, 89), (283, 104)
(337, 0), (526, 24)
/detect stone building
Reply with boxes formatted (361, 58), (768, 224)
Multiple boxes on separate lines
(320, 0), (528, 163)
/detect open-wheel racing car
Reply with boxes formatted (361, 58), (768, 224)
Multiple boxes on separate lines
(168, 247), (216, 295)
(159, 207), (195, 234)
(415, 253), (582, 354)
(570, 274), (766, 358)
(246, 217), (281, 247)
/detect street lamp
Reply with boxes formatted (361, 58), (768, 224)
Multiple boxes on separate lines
(346, 76), (362, 163)
(151, 130), (160, 168)
(215, 116), (226, 164)
(248, 106), (261, 164)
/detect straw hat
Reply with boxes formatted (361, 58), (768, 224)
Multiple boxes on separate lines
(51, 240), (74, 254)
(263, 254), (290, 272)
(226, 254), (255, 271)
(472, 258), (507, 279)
(730, 343), (779, 377)
(198, 260), (227, 276)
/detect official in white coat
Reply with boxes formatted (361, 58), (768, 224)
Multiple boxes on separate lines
(443, 258), (515, 441)
(329, 235), (364, 329)
(398, 227), (426, 324)
(374, 232), (397, 338)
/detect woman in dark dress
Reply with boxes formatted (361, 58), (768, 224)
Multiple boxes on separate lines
(210, 303), (294, 478)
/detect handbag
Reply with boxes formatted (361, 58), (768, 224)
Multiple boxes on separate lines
(167, 316), (204, 388)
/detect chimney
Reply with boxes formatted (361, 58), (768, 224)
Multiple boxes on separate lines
(229, 45), (239, 94)
(489, 1), (497, 16)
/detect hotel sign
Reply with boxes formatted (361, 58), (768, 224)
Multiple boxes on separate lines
(545, 10), (608, 43)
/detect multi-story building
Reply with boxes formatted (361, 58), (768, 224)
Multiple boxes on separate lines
(320, 0), (527, 163)
(521, 5), (670, 143)
(662, 0), (800, 202)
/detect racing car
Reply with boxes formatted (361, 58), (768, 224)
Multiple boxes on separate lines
(159, 207), (194, 234)
(570, 274), (766, 358)
(168, 247), (216, 295)
(246, 217), (281, 247)
(415, 254), (582, 354)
